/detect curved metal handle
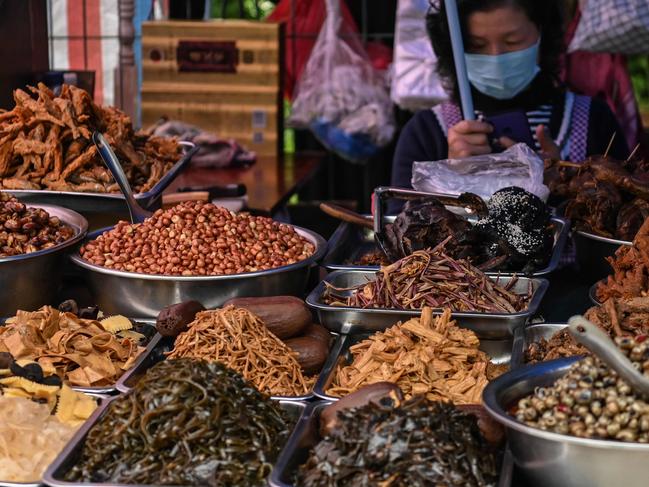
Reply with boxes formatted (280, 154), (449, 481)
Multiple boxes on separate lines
(568, 315), (649, 398)
(92, 131), (152, 224)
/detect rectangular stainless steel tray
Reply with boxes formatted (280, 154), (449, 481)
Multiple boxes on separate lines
(114, 331), (336, 402)
(510, 322), (568, 369)
(312, 331), (511, 402)
(322, 216), (570, 277)
(306, 270), (548, 339)
(7, 142), (198, 213)
(0, 318), (158, 396)
(269, 400), (513, 487)
(44, 397), (306, 487)
(0, 393), (109, 487)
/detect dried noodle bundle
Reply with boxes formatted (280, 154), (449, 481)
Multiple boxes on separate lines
(167, 306), (314, 396)
(0, 306), (145, 386)
(327, 308), (492, 404)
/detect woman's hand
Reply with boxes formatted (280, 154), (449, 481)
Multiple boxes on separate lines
(498, 125), (561, 159)
(448, 120), (494, 158)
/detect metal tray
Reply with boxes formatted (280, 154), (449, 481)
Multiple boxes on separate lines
(0, 318), (157, 395)
(7, 142), (198, 213)
(0, 393), (108, 487)
(70, 225), (327, 317)
(323, 216), (570, 277)
(115, 331), (335, 402)
(269, 400), (513, 487)
(44, 397), (306, 487)
(313, 330), (512, 402)
(306, 270), (548, 339)
(510, 323), (569, 369)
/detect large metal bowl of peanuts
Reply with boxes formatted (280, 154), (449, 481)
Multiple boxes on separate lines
(69, 201), (327, 317)
(0, 195), (88, 314)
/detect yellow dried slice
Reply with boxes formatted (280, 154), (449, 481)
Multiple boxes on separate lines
(0, 376), (59, 396)
(100, 315), (132, 333)
(117, 330), (145, 343)
(55, 385), (96, 425)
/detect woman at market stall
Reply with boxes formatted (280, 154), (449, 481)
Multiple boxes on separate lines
(391, 0), (629, 189)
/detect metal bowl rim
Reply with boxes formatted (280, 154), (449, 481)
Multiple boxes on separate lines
(576, 229), (632, 246)
(0, 204), (88, 264)
(69, 224), (327, 281)
(483, 357), (649, 451)
(589, 280), (604, 306)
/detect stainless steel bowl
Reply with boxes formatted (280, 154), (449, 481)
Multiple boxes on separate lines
(483, 357), (649, 487)
(0, 204), (88, 315)
(70, 225), (327, 317)
(574, 230), (631, 282)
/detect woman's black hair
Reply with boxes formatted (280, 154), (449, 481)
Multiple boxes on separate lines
(427, 0), (565, 101)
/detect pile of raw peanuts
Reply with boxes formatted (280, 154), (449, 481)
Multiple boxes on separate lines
(80, 201), (315, 276)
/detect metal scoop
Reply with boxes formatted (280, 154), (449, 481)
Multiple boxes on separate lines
(92, 131), (152, 224)
(568, 315), (649, 398)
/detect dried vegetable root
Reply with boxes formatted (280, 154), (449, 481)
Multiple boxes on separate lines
(0, 306), (146, 387)
(526, 297), (649, 363)
(597, 216), (649, 301)
(326, 307), (494, 404)
(0, 83), (181, 193)
(65, 359), (291, 486)
(324, 241), (530, 313)
(166, 306), (316, 396)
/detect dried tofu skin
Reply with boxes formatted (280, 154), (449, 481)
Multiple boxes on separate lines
(326, 307), (493, 405)
(0, 306), (144, 386)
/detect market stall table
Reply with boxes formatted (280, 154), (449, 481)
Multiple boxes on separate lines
(165, 152), (324, 215)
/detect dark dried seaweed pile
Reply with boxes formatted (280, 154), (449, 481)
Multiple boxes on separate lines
(65, 359), (291, 486)
(325, 243), (530, 313)
(298, 397), (500, 487)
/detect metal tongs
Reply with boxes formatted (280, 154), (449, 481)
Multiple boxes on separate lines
(320, 186), (488, 262)
(568, 316), (649, 398)
(372, 186), (488, 259)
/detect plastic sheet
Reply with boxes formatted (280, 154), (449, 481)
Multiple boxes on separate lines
(411, 143), (550, 201)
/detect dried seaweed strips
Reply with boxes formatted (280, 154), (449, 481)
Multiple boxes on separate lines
(65, 359), (291, 486)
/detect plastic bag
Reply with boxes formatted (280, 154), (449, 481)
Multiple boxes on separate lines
(289, 0), (395, 162)
(569, 0), (649, 55)
(411, 143), (550, 201)
(391, 0), (448, 110)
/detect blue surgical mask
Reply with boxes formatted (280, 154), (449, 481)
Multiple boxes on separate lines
(464, 39), (541, 100)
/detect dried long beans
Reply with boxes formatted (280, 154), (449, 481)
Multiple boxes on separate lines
(166, 306), (315, 396)
(65, 359), (291, 486)
(324, 243), (530, 313)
